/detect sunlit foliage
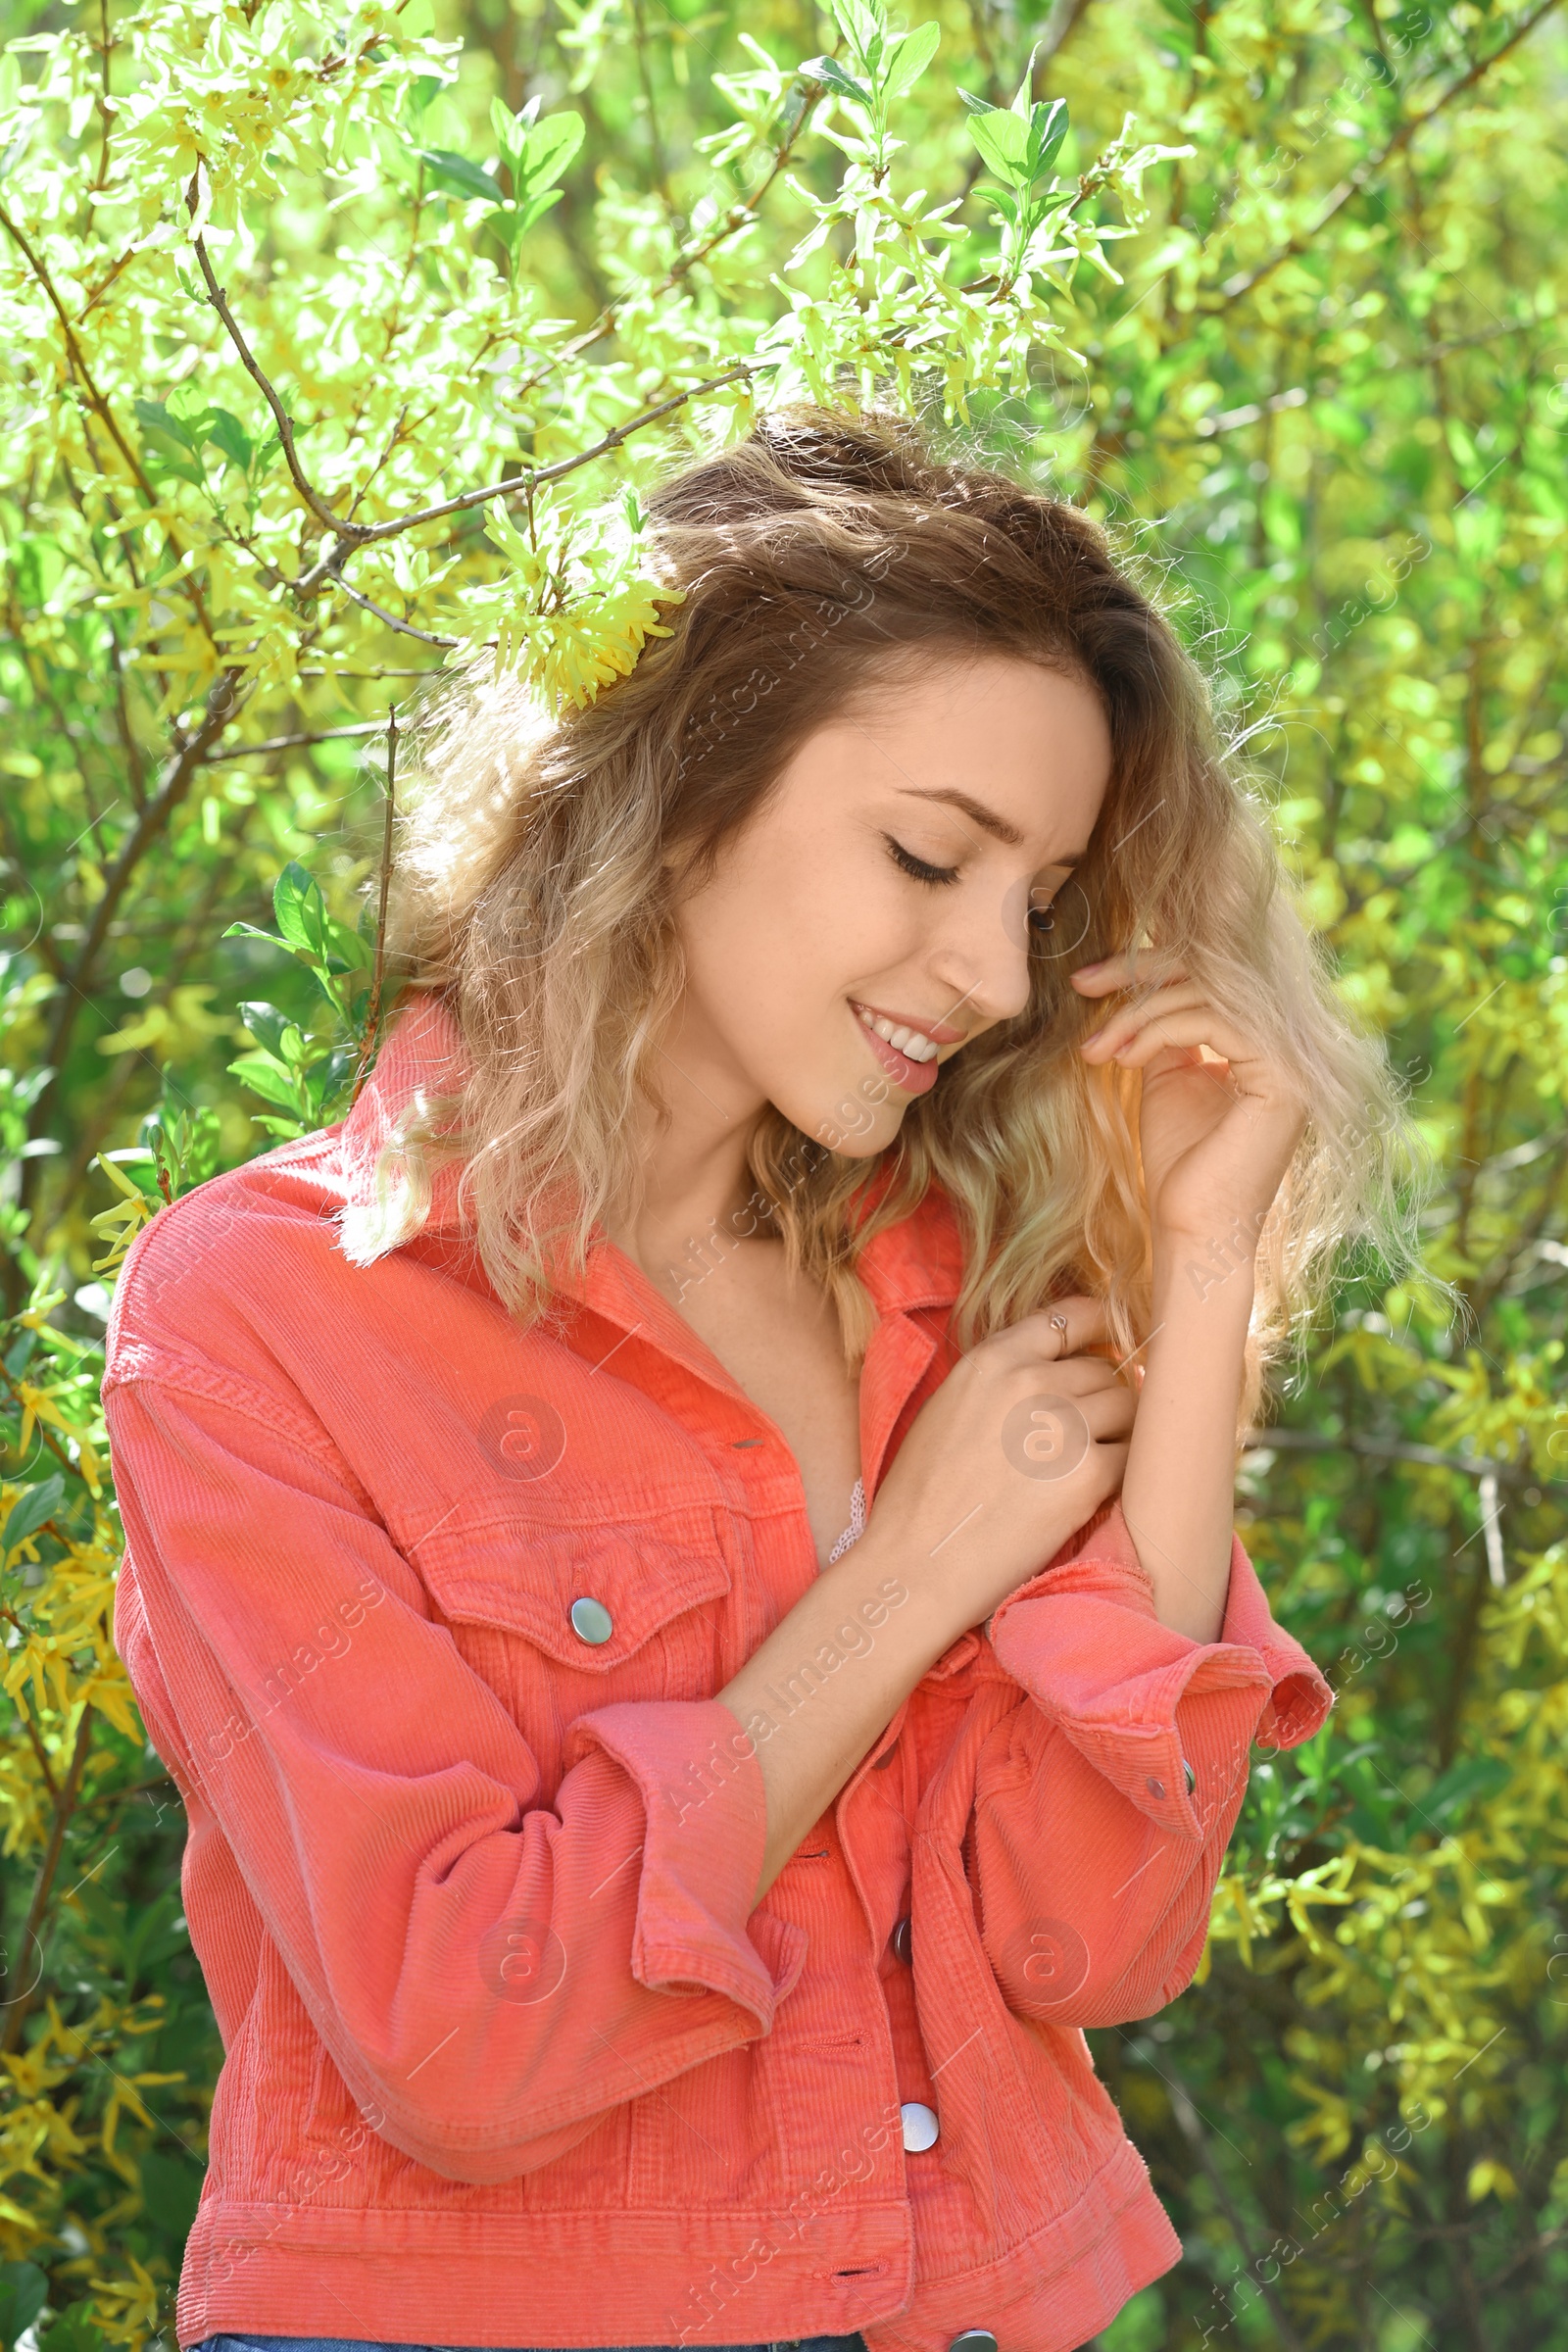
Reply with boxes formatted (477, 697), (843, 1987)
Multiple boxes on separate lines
(1, 0), (1565, 2342)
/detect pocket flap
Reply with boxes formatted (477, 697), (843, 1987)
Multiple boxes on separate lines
(410, 1500), (732, 1673)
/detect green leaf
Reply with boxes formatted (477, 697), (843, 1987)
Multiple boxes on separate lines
(1, 1474), (67, 1561)
(414, 146), (504, 205)
(321, 913), (373, 971)
(0, 124), (35, 180)
(226, 1052), (306, 1113)
(313, 1042), (360, 1107)
(966, 105), (1030, 180)
(516, 110), (586, 194)
(1026, 96), (1069, 182)
(801, 55), (873, 106)
(490, 95), (525, 173)
(133, 397), (196, 449)
(272, 862), (330, 960)
(514, 186), (567, 234)
(831, 0), (880, 62)
(956, 84), (995, 115)
(882, 20), (939, 101)
(236, 1000), (296, 1059)
(0, 2262), (50, 2346)
(136, 2148), (204, 2238)
(133, 398), (206, 486)
(38, 2306), (114, 2352)
(201, 407), (254, 475)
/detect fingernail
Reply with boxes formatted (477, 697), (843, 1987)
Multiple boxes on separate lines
(1074, 959), (1103, 976)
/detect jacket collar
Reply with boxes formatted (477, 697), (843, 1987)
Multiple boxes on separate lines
(335, 993), (966, 1328)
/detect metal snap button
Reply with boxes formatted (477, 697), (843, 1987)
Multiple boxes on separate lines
(1183, 1755), (1197, 1795)
(891, 1915), (912, 1966)
(568, 1595), (613, 1645)
(949, 2332), (999, 2352)
(1145, 1773), (1166, 1799)
(901, 2099), (940, 2151)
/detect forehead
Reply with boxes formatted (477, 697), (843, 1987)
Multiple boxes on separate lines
(822, 651), (1112, 844)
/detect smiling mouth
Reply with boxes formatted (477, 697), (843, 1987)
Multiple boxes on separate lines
(849, 1000), (964, 1057)
(849, 1000), (950, 1097)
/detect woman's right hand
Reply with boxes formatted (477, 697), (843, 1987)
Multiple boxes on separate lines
(862, 1296), (1135, 1633)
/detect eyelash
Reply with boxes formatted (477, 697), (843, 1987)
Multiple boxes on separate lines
(886, 834), (960, 888)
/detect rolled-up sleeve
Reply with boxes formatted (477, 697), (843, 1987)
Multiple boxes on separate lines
(967, 1500), (1332, 2027)
(104, 1360), (806, 2188)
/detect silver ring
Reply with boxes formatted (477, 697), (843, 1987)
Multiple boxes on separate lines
(1049, 1312), (1069, 1337)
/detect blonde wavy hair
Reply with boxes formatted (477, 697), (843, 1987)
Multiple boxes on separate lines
(343, 404), (1415, 1433)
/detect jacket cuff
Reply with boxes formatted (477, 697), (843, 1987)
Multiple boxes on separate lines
(564, 1699), (806, 2030)
(987, 1500), (1334, 1836)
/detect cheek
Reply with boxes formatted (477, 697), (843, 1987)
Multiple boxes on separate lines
(686, 835), (906, 1044)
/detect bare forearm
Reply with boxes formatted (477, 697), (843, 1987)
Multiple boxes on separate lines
(1119, 1240), (1253, 1643)
(716, 1533), (956, 1903)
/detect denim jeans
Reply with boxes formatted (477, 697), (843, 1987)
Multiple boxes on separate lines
(192, 2333), (870, 2352)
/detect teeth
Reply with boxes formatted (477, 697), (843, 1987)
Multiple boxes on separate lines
(855, 1003), (940, 1062)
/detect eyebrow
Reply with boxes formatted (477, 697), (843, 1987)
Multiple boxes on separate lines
(894, 785), (1085, 864)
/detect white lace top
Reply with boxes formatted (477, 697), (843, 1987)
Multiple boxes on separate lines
(826, 1475), (866, 1565)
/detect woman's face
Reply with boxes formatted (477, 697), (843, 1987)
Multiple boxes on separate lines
(667, 650), (1114, 1161)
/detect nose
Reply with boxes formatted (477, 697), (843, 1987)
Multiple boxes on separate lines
(925, 880), (1038, 1032)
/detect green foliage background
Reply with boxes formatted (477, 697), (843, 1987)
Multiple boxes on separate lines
(1, 0), (1565, 2343)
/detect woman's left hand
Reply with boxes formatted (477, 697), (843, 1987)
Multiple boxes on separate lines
(1070, 951), (1306, 1257)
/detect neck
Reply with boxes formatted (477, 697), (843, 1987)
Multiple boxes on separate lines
(602, 1023), (770, 1294)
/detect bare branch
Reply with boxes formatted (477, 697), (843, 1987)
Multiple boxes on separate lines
(205, 720), (392, 764)
(1244, 1425), (1563, 1494)
(23, 667), (250, 1182)
(0, 198), (216, 646)
(350, 705), (399, 1108)
(0, 1706), (95, 2049)
(188, 209), (360, 540)
(329, 360), (762, 555)
(328, 569), (462, 647)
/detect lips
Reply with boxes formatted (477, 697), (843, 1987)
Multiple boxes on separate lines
(852, 999), (967, 1046)
(849, 1001), (942, 1097)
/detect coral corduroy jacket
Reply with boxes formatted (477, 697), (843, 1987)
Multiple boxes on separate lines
(102, 994), (1333, 2352)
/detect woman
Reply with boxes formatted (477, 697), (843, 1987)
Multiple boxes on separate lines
(103, 409), (1402, 2352)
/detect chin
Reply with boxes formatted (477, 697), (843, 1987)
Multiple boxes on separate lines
(768, 1076), (906, 1160)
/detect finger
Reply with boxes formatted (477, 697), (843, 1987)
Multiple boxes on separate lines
(980, 1295), (1109, 1367)
(1087, 1006), (1273, 1080)
(1069, 948), (1189, 999)
(1080, 992), (1278, 1081)
(1085, 1439), (1130, 1492)
(1080, 1383), (1137, 1442)
(1079, 982), (1211, 1061)
(1007, 1294), (1109, 1363)
(1041, 1353), (1128, 1398)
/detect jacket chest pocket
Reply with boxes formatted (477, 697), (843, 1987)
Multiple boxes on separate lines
(410, 1497), (735, 1716)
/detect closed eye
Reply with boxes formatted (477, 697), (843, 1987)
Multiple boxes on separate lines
(885, 834), (960, 887)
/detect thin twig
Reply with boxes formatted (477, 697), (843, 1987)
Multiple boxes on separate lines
(306, 360), (763, 569)
(189, 203), (357, 539)
(0, 200), (215, 646)
(23, 666), (249, 1169)
(1244, 1425), (1562, 1494)
(1164, 2066), (1312, 2352)
(1218, 0), (1566, 305)
(205, 720), (392, 764)
(16, 1708), (61, 1806)
(350, 709), (399, 1108)
(328, 569), (462, 647)
(1, 1705), (95, 2049)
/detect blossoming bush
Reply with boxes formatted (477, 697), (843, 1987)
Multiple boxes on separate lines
(1, 0), (1565, 2342)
